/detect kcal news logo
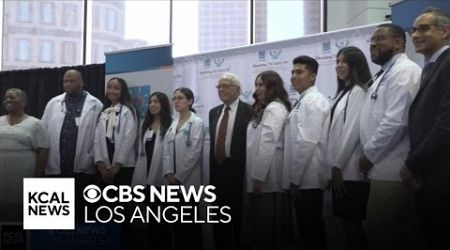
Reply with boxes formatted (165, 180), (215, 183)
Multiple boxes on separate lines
(23, 178), (75, 230)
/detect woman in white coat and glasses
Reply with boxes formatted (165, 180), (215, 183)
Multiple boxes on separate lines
(162, 87), (204, 250)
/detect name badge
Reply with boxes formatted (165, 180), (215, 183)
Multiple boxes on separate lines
(75, 117), (80, 126)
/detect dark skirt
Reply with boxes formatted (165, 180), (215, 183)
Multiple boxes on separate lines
(242, 192), (295, 247)
(332, 181), (370, 219)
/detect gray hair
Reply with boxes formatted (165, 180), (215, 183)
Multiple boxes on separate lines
(423, 7), (450, 28)
(6, 88), (27, 104)
(219, 72), (242, 88)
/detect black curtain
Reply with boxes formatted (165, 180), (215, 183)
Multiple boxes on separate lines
(0, 64), (105, 118)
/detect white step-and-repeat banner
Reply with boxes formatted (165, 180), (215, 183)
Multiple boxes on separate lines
(174, 23), (384, 132)
(104, 23), (422, 183)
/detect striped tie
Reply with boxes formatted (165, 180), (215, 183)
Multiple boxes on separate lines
(215, 106), (230, 164)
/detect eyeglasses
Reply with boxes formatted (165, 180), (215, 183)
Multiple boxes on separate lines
(216, 84), (236, 89)
(408, 24), (439, 36)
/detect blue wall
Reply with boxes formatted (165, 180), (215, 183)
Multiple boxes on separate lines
(392, 0), (450, 30)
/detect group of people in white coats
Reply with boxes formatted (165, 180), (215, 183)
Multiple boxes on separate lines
(2, 7), (447, 250)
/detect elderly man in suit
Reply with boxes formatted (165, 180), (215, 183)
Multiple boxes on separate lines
(401, 7), (450, 250)
(209, 72), (252, 250)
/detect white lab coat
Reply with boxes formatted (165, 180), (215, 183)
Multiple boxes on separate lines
(323, 85), (367, 181)
(94, 104), (137, 169)
(283, 86), (330, 190)
(360, 53), (421, 181)
(41, 92), (103, 175)
(131, 125), (167, 187)
(246, 101), (288, 193)
(162, 112), (204, 187)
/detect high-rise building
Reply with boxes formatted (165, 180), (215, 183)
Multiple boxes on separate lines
(254, 0), (268, 43)
(303, 0), (321, 35)
(198, 0), (251, 53)
(2, 0), (131, 70)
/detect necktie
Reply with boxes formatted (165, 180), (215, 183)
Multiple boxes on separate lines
(215, 106), (230, 164)
(420, 62), (435, 86)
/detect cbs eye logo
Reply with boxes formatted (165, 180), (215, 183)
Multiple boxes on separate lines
(83, 185), (102, 203)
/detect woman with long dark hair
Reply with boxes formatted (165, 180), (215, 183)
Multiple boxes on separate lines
(131, 91), (173, 250)
(244, 70), (293, 249)
(324, 46), (372, 250)
(94, 77), (138, 185)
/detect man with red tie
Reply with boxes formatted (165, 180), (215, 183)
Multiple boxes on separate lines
(209, 72), (252, 250)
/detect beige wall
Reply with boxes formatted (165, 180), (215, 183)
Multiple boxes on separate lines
(327, 0), (392, 31)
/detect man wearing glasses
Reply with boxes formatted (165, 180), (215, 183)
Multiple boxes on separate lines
(41, 69), (102, 219)
(401, 7), (450, 249)
(209, 72), (252, 250)
(359, 23), (422, 250)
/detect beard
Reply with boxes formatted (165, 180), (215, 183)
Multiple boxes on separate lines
(371, 47), (395, 66)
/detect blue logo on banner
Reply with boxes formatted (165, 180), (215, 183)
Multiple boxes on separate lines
(258, 50), (266, 61)
(335, 40), (350, 50)
(130, 85), (151, 117)
(213, 58), (224, 68)
(204, 58), (211, 68)
(322, 41), (331, 54)
(241, 90), (253, 101)
(269, 49), (281, 60)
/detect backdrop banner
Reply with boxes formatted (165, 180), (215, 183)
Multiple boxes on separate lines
(105, 44), (173, 118)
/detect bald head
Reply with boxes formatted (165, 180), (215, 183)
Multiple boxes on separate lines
(63, 69), (84, 95)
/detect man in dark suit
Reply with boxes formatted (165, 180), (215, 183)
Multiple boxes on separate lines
(401, 7), (450, 249)
(209, 72), (252, 250)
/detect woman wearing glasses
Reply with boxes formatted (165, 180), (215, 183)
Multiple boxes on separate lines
(131, 92), (173, 250)
(324, 46), (372, 250)
(162, 87), (204, 250)
(94, 77), (138, 185)
(244, 70), (293, 249)
(0, 88), (49, 222)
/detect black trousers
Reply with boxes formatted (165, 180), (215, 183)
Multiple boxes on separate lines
(293, 188), (327, 250)
(46, 172), (98, 222)
(415, 190), (450, 250)
(144, 186), (174, 250)
(211, 158), (244, 250)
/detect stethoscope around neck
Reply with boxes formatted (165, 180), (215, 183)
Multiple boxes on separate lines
(370, 62), (396, 100)
(171, 120), (193, 147)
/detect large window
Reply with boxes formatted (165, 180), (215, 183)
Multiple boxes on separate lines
(40, 2), (55, 24)
(17, 39), (31, 61)
(90, 0), (171, 64)
(172, 0), (250, 56)
(39, 40), (54, 63)
(17, 1), (32, 23)
(3, 0), (83, 70)
(1, 0), (323, 69)
(255, 0), (321, 43)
